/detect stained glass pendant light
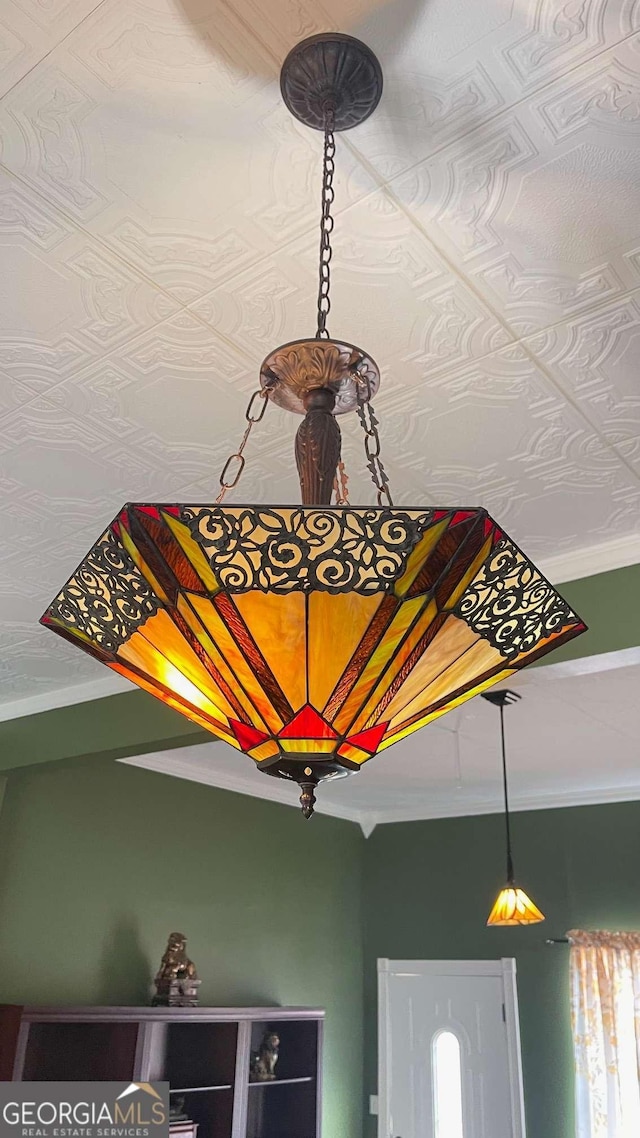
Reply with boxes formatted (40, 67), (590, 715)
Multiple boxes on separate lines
(41, 34), (586, 817)
(483, 691), (545, 927)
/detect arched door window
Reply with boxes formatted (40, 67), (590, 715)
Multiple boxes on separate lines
(433, 1029), (464, 1138)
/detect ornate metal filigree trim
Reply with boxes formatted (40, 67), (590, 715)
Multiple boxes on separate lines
(455, 538), (578, 659)
(45, 529), (160, 653)
(181, 506), (434, 594)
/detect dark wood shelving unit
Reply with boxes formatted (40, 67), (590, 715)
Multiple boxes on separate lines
(0, 1005), (323, 1138)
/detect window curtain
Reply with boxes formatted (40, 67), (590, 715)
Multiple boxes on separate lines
(570, 929), (640, 1138)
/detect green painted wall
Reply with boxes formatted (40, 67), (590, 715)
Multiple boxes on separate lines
(0, 761), (364, 1138)
(363, 800), (640, 1138)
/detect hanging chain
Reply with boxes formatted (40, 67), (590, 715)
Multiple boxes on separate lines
(215, 376), (277, 504)
(333, 459), (350, 505)
(316, 105), (336, 340)
(354, 370), (394, 506)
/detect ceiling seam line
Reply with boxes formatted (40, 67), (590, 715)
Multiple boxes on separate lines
(0, 161), (201, 313)
(1, 20), (637, 352)
(0, 0), (111, 105)
(0, 161), (268, 363)
(352, 27), (640, 197)
(0, 158), (270, 371)
(0, 154), (382, 341)
(1, 169), (637, 488)
(514, 339), (640, 485)
(0, 302), (213, 427)
(1, 38), (638, 484)
(339, 146), (640, 480)
(345, 281), (640, 387)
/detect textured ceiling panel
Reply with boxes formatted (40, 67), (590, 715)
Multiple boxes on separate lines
(0, 0), (639, 711)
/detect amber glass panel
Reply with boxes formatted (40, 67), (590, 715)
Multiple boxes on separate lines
(177, 595), (266, 729)
(387, 636), (503, 730)
(129, 608), (236, 722)
(119, 525), (170, 603)
(487, 886), (545, 926)
(378, 667), (516, 750)
(107, 662), (236, 745)
(308, 590), (384, 712)
(381, 615), (480, 726)
(162, 513), (219, 593)
(117, 630), (231, 726)
(279, 738), (338, 753)
(234, 590), (307, 713)
(444, 535), (493, 609)
(249, 740), (280, 762)
(394, 519), (451, 597)
(332, 595), (427, 733)
(45, 615), (95, 648)
(188, 594), (284, 733)
(346, 600), (439, 735)
(337, 742), (370, 765)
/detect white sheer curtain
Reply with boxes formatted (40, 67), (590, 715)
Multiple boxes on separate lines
(570, 930), (640, 1138)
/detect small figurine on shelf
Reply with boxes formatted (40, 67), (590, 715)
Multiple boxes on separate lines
(250, 1032), (280, 1082)
(153, 932), (201, 1007)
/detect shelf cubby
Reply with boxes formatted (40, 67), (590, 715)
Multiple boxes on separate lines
(1, 1004), (323, 1138)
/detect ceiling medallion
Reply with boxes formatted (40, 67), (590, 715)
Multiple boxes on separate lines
(41, 35), (586, 817)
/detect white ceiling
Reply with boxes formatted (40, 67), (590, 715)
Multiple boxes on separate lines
(122, 649), (640, 832)
(1, 0), (640, 714)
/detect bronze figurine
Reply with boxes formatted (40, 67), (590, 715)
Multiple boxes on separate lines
(153, 932), (200, 1007)
(250, 1032), (280, 1081)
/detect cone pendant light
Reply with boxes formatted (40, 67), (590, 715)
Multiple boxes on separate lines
(483, 690), (545, 927)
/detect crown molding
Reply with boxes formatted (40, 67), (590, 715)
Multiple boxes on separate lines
(358, 782), (640, 832)
(120, 743), (640, 839)
(537, 532), (640, 584)
(119, 747), (368, 832)
(0, 673), (131, 724)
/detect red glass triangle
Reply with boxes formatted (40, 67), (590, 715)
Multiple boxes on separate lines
(229, 719), (270, 751)
(163, 506), (181, 518)
(433, 509), (450, 521)
(483, 516), (494, 537)
(346, 723), (388, 754)
(112, 521), (121, 538)
(452, 510), (476, 525)
(137, 505), (161, 520)
(279, 705), (337, 740)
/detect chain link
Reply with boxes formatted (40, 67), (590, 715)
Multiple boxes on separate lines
(215, 380), (276, 504)
(354, 371), (394, 506)
(316, 106), (336, 340)
(333, 459), (350, 505)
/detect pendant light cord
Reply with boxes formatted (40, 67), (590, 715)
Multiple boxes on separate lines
(499, 702), (515, 885)
(316, 105), (335, 339)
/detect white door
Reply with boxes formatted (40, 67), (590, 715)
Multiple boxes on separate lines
(378, 959), (525, 1138)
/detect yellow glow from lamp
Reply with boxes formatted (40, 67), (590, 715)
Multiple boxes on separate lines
(486, 885), (545, 927)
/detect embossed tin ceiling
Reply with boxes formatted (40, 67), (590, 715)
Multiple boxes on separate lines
(1, 0), (639, 711)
